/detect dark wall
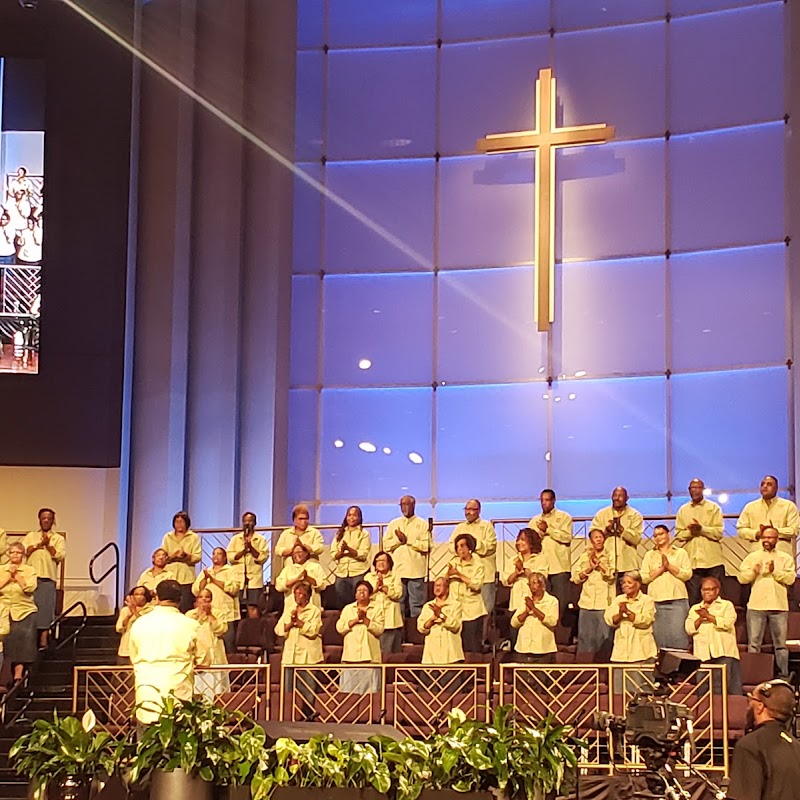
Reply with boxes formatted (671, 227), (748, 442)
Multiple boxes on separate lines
(0, 0), (131, 467)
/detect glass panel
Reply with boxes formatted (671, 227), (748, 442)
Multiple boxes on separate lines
(288, 389), (319, 502)
(328, 0), (437, 47)
(557, 138), (666, 262)
(438, 153), (535, 269)
(292, 162), (323, 274)
(670, 244), (787, 371)
(669, 5), (783, 134)
(322, 273), (434, 386)
(554, 22), (666, 141)
(297, 0), (324, 49)
(554, 256), (667, 377)
(295, 51), (324, 162)
(327, 47), (437, 161)
(290, 275), (321, 386)
(318, 502), (434, 526)
(671, 492), (760, 516)
(551, 376), (667, 497)
(671, 0), (776, 18)
(558, 497), (669, 520)
(669, 123), (785, 252)
(436, 383), (548, 500)
(553, 0), (666, 30)
(436, 500), (540, 523)
(319, 388), (433, 501)
(324, 159), (436, 272)
(441, 0), (549, 42)
(437, 267), (547, 384)
(670, 367), (789, 492)
(439, 37), (550, 156)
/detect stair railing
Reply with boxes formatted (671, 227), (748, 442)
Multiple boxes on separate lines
(0, 668), (33, 726)
(48, 600), (88, 664)
(88, 542), (120, 613)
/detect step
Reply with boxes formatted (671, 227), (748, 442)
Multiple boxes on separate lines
(0, 781), (28, 799)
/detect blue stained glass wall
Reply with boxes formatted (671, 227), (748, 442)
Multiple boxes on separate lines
(290, 0), (793, 522)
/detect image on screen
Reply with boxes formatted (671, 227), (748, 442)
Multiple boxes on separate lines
(0, 57), (44, 375)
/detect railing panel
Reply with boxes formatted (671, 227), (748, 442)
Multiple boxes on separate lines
(500, 664), (609, 768)
(389, 664), (491, 738)
(72, 664), (270, 732)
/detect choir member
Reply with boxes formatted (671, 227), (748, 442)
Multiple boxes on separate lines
(641, 525), (691, 651)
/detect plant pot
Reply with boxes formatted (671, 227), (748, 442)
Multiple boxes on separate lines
(29, 776), (93, 800)
(418, 792), (495, 800)
(149, 768), (213, 800)
(272, 789), (386, 800)
(215, 786), (252, 800)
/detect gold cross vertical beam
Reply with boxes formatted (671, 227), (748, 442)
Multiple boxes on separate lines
(476, 68), (615, 332)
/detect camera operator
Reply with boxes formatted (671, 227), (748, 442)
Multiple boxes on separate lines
(727, 680), (800, 800)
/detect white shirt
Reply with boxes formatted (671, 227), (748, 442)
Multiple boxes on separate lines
(383, 515), (432, 580)
(128, 604), (210, 723)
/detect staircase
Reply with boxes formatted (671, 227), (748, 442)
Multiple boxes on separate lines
(0, 614), (119, 799)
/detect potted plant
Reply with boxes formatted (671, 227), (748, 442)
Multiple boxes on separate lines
(128, 696), (265, 800)
(9, 710), (126, 800)
(424, 705), (582, 800)
(269, 734), (392, 800)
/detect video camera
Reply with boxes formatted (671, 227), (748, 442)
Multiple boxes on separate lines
(594, 650), (700, 758)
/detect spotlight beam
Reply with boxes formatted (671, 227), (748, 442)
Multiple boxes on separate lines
(57, 0), (432, 271)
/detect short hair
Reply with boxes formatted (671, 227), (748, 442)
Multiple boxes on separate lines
(128, 585), (153, 603)
(653, 524), (669, 534)
(292, 504), (309, 521)
(541, 489), (556, 501)
(293, 581), (312, 600)
(763, 475), (779, 484)
(465, 498), (481, 511)
(761, 525), (779, 537)
(528, 571), (547, 586)
(373, 551), (394, 570)
(212, 546), (227, 558)
(8, 541), (25, 554)
(156, 580), (182, 604)
(454, 533), (477, 553)
(38, 507), (55, 519)
(172, 510), (191, 529)
(152, 547), (167, 558)
(700, 577), (721, 591)
(242, 510), (257, 524)
(355, 579), (373, 596)
(623, 570), (643, 585)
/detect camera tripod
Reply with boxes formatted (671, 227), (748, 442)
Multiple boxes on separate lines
(626, 750), (726, 800)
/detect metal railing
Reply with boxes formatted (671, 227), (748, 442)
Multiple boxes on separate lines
(280, 662), (491, 737)
(49, 600), (88, 664)
(500, 663), (729, 775)
(72, 664), (270, 733)
(89, 542), (120, 613)
(194, 514), (757, 589)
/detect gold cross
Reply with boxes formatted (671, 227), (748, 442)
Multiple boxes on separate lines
(476, 67), (615, 332)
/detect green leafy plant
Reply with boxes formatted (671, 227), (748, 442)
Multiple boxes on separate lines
(426, 704), (583, 800)
(270, 734), (392, 796)
(9, 711), (127, 797)
(128, 695), (267, 788)
(369, 735), (434, 800)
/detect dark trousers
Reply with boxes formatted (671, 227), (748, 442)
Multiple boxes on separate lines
(178, 583), (194, 614)
(334, 574), (366, 610)
(461, 617), (485, 653)
(547, 572), (572, 623)
(687, 565), (725, 607)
